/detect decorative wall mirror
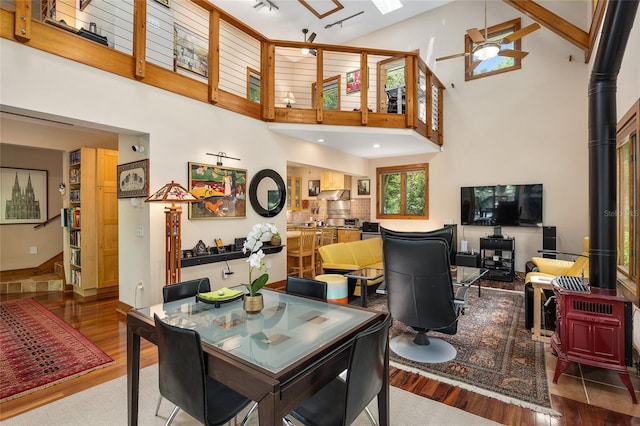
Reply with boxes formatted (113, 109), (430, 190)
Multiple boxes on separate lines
(249, 169), (286, 217)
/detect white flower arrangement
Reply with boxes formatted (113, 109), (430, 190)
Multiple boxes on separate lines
(242, 223), (278, 296)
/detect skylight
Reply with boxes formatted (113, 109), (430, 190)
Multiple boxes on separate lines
(372, 0), (403, 15)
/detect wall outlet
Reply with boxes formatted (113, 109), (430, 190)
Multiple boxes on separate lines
(136, 281), (144, 290)
(222, 268), (231, 279)
(29, 246), (38, 255)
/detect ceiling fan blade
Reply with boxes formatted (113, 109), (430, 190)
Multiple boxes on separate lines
(310, 49), (317, 57)
(502, 23), (541, 44)
(466, 60), (482, 74)
(435, 52), (468, 62)
(308, 32), (317, 43)
(467, 28), (486, 44)
(499, 49), (529, 59)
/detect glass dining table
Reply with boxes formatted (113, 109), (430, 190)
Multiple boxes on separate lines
(127, 288), (388, 426)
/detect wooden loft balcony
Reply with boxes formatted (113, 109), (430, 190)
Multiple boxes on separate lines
(2, 0), (444, 148)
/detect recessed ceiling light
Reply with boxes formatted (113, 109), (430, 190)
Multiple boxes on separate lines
(372, 0), (402, 15)
(317, 139), (325, 143)
(373, 144), (381, 148)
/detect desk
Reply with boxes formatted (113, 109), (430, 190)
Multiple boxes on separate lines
(530, 276), (554, 343)
(344, 268), (384, 308)
(127, 289), (388, 426)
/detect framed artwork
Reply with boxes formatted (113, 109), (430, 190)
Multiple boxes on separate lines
(174, 24), (208, 78)
(357, 179), (370, 196)
(155, 0), (170, 7)
(308, 179), (320, 196)
(0, 167), (48, 224)
(79, 0), (92, 11)
(188, 162), (247, 219)
(117, 160), (149, 198)
(346, 68), (369, 94)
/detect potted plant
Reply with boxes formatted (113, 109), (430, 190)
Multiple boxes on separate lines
(270, 231), (282, 247)
(242, 223), (278, 313)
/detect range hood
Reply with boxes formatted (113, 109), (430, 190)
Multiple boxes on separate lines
(316, 189), (350, 200)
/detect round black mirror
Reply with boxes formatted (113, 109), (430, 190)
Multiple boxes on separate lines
(249, 169), (286, 217)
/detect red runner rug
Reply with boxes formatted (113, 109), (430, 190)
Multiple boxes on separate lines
(0, 298), (114, 402)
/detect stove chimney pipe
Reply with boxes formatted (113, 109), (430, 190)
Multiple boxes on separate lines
(588, 0), (638, 289)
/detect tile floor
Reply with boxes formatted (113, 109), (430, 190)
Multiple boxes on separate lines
(545, 345), (640, 417)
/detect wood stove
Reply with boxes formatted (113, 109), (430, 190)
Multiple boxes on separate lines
(551, 276), (636, 403)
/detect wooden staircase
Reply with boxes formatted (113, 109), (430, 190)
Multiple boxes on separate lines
(0, 253), (66, 294)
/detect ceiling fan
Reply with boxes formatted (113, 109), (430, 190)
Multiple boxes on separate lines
(301, 28), (317, 56)
(435, 1), (540, 74)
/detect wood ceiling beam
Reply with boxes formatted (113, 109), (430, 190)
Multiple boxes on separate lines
(503, 0), (589, 56)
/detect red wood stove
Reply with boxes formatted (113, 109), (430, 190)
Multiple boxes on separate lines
(551, 276), (636, 403)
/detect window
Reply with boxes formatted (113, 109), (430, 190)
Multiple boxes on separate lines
(377, 57), (405, 113)
(616, 99), (639, 287)
(376, 164), (429, 219)
(312, 76), (340, 110)
(465, 18), (522, 81)
(247, 67), (260, 103)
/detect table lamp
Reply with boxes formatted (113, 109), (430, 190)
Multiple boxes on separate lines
(145, 181), (198, 284)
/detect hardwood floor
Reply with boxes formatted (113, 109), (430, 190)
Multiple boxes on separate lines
(1, 289), (638, 425)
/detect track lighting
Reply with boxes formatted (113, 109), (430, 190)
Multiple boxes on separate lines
(301, 29), (317, 56)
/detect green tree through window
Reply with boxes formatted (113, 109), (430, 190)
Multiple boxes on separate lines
(377, 164), (428, 219)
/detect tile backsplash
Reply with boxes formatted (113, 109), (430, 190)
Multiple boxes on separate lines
(287, 198), (371, 225)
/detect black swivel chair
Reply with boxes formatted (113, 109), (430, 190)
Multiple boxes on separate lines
(286, 314), (392, 426)
(382, 233), (466, 363)
(285, 276), (328, 301)
(154, 314), (257, 426)
(381, 225), (457, 266)
(162, 277), (211, 303)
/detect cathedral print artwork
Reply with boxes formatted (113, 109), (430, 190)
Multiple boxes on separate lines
(1, 168), (48, 224)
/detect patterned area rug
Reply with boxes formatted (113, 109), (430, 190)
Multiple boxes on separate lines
(0, 298), (115, 402)
(366, 288), (557, 416)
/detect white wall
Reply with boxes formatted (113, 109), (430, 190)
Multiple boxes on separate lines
(351, 0), (593, 271)
(0, 37), (365, 307)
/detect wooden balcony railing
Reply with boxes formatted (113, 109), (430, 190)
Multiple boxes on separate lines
(2, 0), (444, 146)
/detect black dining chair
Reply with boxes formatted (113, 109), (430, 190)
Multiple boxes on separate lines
(285, 313), (392, 426)
(154, 314), (257, 426)
(162, 277), (211, 303)
(285, 276), (328, 301)
(155, 277), (212, 416)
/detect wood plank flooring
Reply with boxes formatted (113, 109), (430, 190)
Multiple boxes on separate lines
(1, 290), (638, 425)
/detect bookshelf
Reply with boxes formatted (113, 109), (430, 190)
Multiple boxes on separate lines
(66, 147), (118, 296)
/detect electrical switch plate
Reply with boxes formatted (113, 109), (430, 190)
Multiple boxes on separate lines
(136, 226), (144, 237)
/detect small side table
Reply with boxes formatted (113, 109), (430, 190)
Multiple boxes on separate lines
(530, 276), (554, 343)
(344, 268), (384, 308)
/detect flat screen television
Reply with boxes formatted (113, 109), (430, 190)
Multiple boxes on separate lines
(461, 184), (543, 227)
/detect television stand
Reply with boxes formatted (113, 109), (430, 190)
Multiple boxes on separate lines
(480, 237), (515, 282)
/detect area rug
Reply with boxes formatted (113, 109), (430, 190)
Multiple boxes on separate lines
(0, 298), (115, 403)
(1, 364), (501, 426)
(367, 288), (558, 416)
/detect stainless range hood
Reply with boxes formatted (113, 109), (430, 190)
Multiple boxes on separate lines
(316, 189), (350, 200)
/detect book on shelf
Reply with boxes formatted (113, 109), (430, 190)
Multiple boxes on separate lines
(70, 189), (81, 202)
(71, 248), (81, 266)
(72, 208), (81, 228)
(70, 230), (81, 247)
(71, 269), (82, 286)
(69, 150), (81, 165)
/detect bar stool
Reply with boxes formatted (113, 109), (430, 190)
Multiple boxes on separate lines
(289, 228), (317, 278)
(316, 227), (336, 274)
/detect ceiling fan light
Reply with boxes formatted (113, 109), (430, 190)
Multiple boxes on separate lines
(301, 47), (310, 55)
(473, 42), (500, 61)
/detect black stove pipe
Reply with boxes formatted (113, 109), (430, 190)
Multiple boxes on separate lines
(588, 0), (638, 289)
